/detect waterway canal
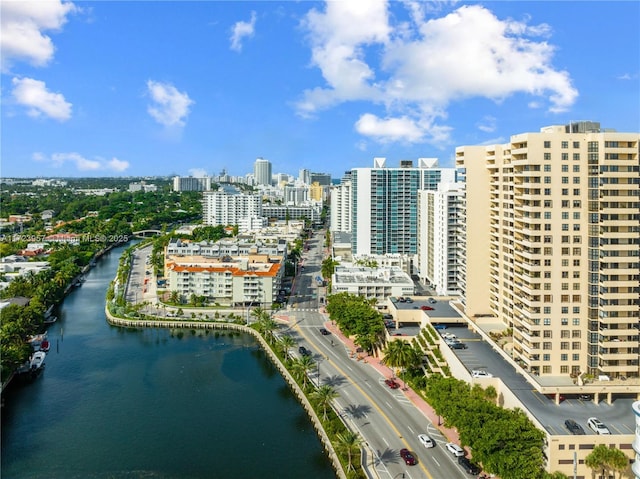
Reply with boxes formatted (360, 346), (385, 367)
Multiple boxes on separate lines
(1, 244), (336, 479)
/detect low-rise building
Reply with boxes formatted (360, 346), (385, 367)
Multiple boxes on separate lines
(331, 266), (414, 302)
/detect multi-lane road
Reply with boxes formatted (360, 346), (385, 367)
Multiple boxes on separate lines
(281, 232), (472, 479)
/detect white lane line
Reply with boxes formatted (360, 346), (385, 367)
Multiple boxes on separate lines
(407, 425), (415, 434)
(431, 457), (440, 467)
(385, 401), (393, 409)
(383, 436), (389, 447)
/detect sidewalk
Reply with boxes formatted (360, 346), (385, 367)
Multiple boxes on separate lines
(323, 319), (464, 448)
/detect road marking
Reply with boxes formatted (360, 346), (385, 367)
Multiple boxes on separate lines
(407, 425), (414, 434)
(385, 401), (393, 409)
(431, 456), (440, 467)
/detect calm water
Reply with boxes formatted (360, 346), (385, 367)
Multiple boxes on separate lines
(1, 244), (336, 479)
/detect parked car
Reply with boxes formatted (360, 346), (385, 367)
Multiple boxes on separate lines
(434, 324), (447, 330)
(545, 393), (566, 403)
(587, 417), (611, 435)
(420, 305), (434, 311)
(458, 456), (481, 474)
(384, 378), (400, 389)
(319, 328), (330, 335)
(471, 370), (493, 378)
(564, 419), (585, 435)
(579, 394), (592, 401)
(451, 342), (468, 350)
(428, 298), (437, 304)
(399, 448), (417, 466)
(418, 434), (435, 448)
(405, 297), (414, 303)
(445, 442), (465, 457)
(298, 346), (311, 357)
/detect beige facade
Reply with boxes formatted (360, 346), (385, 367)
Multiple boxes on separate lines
(456, 123), (639, 381)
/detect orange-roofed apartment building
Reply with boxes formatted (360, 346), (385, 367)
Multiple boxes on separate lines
(164, 251), (284, 308)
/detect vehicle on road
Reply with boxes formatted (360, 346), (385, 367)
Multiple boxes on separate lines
(384, 378), (400, 389)
(587, 417), (611, 435)
(445, 442), (465, 457)
(399, 448), (417, 466)
(458, 456), (481, 474)
(471, 370), (493, 378)
(564, 419), (585, 435)
(298, 346), (311, 357)
(319, 328), (330, 335)
(451, 342), (468, 350)
(418, 434), (435, 448)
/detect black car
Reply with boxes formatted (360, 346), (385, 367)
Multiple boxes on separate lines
(319, 328), (330, 335)
(298, 346), (311, 357)
(451, 342), (468, 350)
(458, 456), (480, 474)
(564, 419), (585, 435)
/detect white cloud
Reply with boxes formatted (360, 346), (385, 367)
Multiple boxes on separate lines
(477, 116), (497, 133)
(12, 77), (72, 121)
(33, 152), (130, 172)
(298, 2), (578, 144)
(188, 168), (208, 177)
(355, 113), (424, 143)
(0, 0), (77, 72)
(230, 11), (256, 52)
(146, 80), (194, 127)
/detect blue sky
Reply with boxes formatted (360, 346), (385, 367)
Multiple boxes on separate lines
(1, 1), (638, 179)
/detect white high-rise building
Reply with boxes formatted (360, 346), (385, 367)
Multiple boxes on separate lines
(173, 176), (211, 192)
(330, 173), (352, 234)
(254, 158), (272, 186)
(350, 158), (456, 256)
(456, 121), (639, 379)
(202, 186), (262, 227)
(417, 182), (465, 295)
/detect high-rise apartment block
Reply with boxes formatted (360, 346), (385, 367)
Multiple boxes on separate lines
(202, 185), (262, 228)
(456, 122), (639, 379)
(253, 157), (272, 186)
(348, 158), (456, 256)
(172, 175), (212, 192)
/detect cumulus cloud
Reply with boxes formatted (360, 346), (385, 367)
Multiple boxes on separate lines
(298, 2), (578, 144)
(146, 80), (194, 127)
(12, 77), (72, 121)
(33, 152), (130, 172)
(355, 113), (424, 143)
(0, 0), (77, 72)
(188, 168), (209, 177)
(230, 11), (256, 52)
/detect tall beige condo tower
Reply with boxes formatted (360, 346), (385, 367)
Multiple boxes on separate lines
(456, 122), (639, 380)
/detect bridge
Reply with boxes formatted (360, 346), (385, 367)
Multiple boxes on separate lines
(132, 230), (163, 237)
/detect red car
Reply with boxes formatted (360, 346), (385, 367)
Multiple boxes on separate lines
(420, 305), (434, 311)
(385, 378), (400, 389)
(400, 448), (417, 465)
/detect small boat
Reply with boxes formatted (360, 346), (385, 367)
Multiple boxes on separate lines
(43, 315), (57, 325)
(28, 333), (48, 351)
(40, 339), (50, 352)
(30, 351), (46, 371)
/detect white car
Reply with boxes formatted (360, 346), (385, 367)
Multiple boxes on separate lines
(587, 417), (611, 435)
(418, 434), (435, 448)
(471, 370), (493, 378)
(445, 442), (465, 457)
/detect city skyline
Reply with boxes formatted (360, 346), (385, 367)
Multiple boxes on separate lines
(1, 1), (639, 178)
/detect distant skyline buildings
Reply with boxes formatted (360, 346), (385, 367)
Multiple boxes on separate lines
(253, 158), (272, 186)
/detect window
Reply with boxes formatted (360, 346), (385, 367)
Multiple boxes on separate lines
(544, 164), (551, 172)
(562, 152), (568, 161)
(572, 354), (580, 361)
(544, 176), (551, 184)
(544, 212), (551, 220)
(572, 330), (581, 338)
(573, 306), (580, 314)
(562, 164), (569, 172)
(561, 306), (569, 314)
(573, 165), (580, 172)
(561, 365), (569, 373)
(543, 365), (551, 374)
(562, 212), (569, 220)
(561, 330), (570, 338)
(561, 342), (569, 350)
(562, 236), (570, 243)
(573, 247), (581, 255)
(544, 200), (552, 207)
(562, 177), (569, 184)
(573, 318), (580, 326)
(562, 141), (568, 149)
(544, 307), (551, 314)
(544, 152), (551, 160)
(562, 259), (569, 267)
(573, 224), (581, 231)
(573, 141), (580, 148)
(544, 259), (551, 266)
(561, 354), (568, 361)
(544, 188), (551, 195)
(544, 141), (551, 148)
(543, 343), (552, 350)
(573, 259), (580, 266)
(544, 247), (552, 254)
(544, 330), (553, 338)
(572, 342), (581, 350)
(562, 188), (569, 195)
(573, 189), (580, 196)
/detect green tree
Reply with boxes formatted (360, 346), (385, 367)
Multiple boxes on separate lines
(310, 384), (339, 420)
(335, 430), (362, 472)
(278, 335), (296, 360)
(585, 444), (629, 479)
(291, 355), (315, 389)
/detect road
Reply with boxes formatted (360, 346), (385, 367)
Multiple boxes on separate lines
(282, 232), (471, 479)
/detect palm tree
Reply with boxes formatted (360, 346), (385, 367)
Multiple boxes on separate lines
(381, 340), (420, 386)
(169, 290), (179, 304)
(335, 430), (362, 471)
(291, 355), (315, 389)
(310, 384), (338, 420)
(585, 444), (628, 479)
(279, 335), (296, 360)
(256, 314), (278, 344)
